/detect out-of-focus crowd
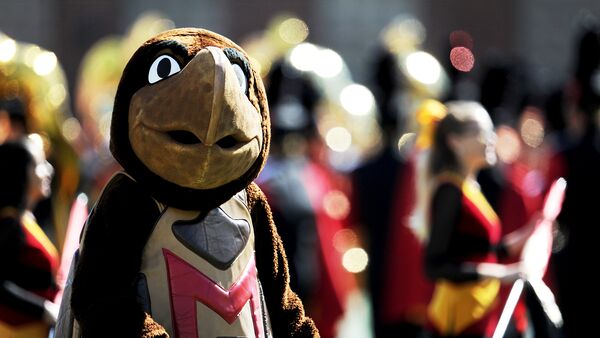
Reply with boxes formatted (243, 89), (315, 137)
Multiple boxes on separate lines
(1, 11), (600, 338)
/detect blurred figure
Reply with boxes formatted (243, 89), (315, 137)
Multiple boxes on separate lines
(0, 98), (28, 143)
(245, 16), (379, 335)
(493, 103), (571, 338)
(259, 56), (359, 338)
(551, 21), (600, 338)
(357, 16), (448, 337)
(260, 57), (322, 302)
(476, 55), (538, 216)
(494, 111), (544, 338)
(376, 100), (445, 338)
(354, 33), (410, 338)
(0, 32), (80, 249)
(479, 57), (534, 127)
(423, 101), (534, 338)
(0, 136), (59, 338)
(473, 37), (557, 337)
(553, 103), (600, 338)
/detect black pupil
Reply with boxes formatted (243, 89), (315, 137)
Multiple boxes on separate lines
(157, 58), (171, 78)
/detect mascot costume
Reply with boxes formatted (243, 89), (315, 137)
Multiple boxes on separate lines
(55, 28), (319, 338)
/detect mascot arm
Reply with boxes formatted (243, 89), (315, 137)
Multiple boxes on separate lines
(71, 173), (168, 338)
(247, 183), (320, 338)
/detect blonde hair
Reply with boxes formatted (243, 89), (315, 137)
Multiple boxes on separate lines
(410, 101), (492, 241)
(427, 101), (491, 179)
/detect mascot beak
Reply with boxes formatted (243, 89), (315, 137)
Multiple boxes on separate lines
(128, 44), (263, 189)
(157, 46), (259, 149)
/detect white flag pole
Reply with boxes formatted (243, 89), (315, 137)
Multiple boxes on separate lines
(492, 278), (525, 338)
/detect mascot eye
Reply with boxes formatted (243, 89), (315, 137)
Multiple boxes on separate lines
(232, 64), (248, 94)
(148, 55), (181, 84)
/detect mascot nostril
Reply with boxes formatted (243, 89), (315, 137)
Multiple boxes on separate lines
(167, 130), (202, 145)
(216, 135), (239, 149)
(59, 28), (319, 338)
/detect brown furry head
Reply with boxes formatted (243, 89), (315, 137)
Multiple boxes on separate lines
(110, 28), (270, 210)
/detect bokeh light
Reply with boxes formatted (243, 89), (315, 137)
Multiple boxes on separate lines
(328, 147), (362, 172)
(342, 247), (369, 273)
(278, 17), (309, 45)
(405, 51), (442, 85)
(450, 47), (475, 72)
(325, 127), (352, 152)
(339, 84), (375, 116)
(323, 190), (351, 220)
(496, 126), (521, 164)
(28, 133), (45, 151)
(0, 38), (17, 62)
(33, 51), (58, 76)
(520, 118), (545, 148)
(522, 170), (545, 197)
(48, 83), (67, 108)
(289, 42), (318, 72)
(23, 45), (41, 67)
(333, 229), (359, 253)
(314, 48), (343, 78)
(381, 15), (426, 53)
(61, 117), (82, 142)
(397, 132), (416, 154)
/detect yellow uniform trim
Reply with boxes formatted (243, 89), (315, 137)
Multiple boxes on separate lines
(428, 278), (500, 335)
(428, 172), (501, 335)
(436, 172), (499, 226)
(21, 212), (59, 261)
(461, 179), (499, 226)
(0, 319), (49, 338)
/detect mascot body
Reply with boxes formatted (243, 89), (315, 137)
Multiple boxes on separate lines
(56, 28), (318, 338)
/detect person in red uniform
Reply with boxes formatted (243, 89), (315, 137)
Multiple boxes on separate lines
(424, 101), (534, 338)
(259, 58), (358, 338)
(379, 100), (446, 337)
(0, 137), (59, 338)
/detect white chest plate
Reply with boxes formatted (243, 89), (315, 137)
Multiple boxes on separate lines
(139, 191), (268, 338)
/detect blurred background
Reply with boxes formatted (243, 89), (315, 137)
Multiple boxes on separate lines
(1, 0), (599, 95)
(2, 1), (600, 338)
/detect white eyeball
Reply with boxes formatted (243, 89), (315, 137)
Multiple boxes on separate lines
(148, 55), (181, 84)
(232, 64), (248, 94)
